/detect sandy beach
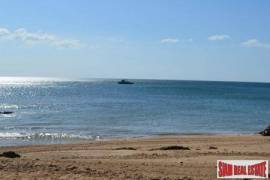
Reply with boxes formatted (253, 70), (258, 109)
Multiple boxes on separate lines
(0, 135), (269, 179)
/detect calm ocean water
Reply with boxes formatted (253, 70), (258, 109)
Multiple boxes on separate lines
(0, 77), (269, 146)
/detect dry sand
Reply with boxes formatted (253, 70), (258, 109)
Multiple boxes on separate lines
(0, 135), (269, 179)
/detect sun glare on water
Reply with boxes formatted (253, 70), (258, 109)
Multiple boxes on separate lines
(0, 77), (63, 85)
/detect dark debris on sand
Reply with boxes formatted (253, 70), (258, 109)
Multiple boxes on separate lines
(151, 145), (190, 151)
(259, 125), (270, 136)
(209, 146), (218, 150)
(0, 151), (21, 158)
(115, 147), (137, 150)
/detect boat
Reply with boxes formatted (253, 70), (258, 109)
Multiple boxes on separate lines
(118, 79), (134, 84)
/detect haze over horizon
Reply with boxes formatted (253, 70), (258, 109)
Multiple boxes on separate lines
(0, 0), (270, 82)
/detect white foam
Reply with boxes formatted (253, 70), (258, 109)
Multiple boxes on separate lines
(0, 104), (19, 109)
(0, 132), (25, 138)
(0, 132), (94, 141)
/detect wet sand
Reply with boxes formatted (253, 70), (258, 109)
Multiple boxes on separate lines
(0, 135), (269, 179)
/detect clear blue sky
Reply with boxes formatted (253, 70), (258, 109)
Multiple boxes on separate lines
(0, 0), (270, 82)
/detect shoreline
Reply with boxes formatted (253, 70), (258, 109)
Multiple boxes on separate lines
(0, 132), (259, 148)
(0, 134), (269, 179)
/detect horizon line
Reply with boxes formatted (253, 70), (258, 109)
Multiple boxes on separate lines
(0, 76), (269, 84)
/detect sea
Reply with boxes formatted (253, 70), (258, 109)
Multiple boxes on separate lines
(0, 77), (269, 146)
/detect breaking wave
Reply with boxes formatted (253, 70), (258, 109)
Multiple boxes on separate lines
(0, 132), (98, 141)
(0, 104), (19, 109)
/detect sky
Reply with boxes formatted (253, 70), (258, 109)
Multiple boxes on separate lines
(0, 0), (270, 82)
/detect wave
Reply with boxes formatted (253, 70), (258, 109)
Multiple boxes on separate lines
(0, 114), (16, 118)
(0, 104), (17, 118)
(0, 132), (98, 141)
(0, 104), (19, 110)
(0, 132), (24, 138)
